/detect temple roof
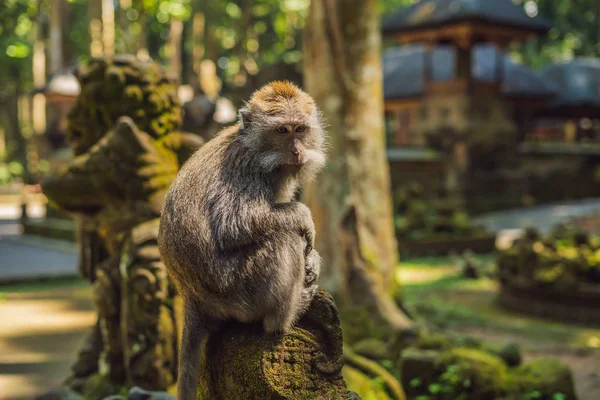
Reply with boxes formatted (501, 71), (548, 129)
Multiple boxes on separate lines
(382, 44), (557, 100)
(540, 58), (600, 111)
(382, 0), (553, 36)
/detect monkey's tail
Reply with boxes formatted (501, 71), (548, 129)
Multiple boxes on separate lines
(177, 301), (220, 400)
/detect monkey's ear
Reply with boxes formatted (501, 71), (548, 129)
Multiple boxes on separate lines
(239, 106), (252, 131)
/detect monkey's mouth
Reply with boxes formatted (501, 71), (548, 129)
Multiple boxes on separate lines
(284, 158), (306, 167)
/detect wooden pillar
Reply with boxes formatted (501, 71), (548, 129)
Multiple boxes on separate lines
(423, 41), (434, 88)
(33, 2), (46, 136)
(455, 36), (473, 92)
(494, 40), (509, 89)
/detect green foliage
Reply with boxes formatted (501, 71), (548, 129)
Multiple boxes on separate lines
(0, 161), (25, 184)
(185, 0), (307, 84)
(512, 0), (600, 68)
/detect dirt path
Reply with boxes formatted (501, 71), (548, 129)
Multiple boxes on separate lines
(0, 282), (95, 400)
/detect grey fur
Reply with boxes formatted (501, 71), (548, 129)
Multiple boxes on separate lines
(158, 84), (326, 400)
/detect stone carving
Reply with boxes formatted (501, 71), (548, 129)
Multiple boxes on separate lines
(196, 289), (358, 399)
(99, 290), (359, 400)
(41, 55), (202, 398)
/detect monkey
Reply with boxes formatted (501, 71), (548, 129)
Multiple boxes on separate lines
(157, 81), (327, 400)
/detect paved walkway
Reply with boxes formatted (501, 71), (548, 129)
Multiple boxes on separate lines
(474, 198), (600, 247)
(0, 218), (78, 284)
(0, 234), (78, 284)
(475, 198), (600, 233)
(0, 283), (95, 400)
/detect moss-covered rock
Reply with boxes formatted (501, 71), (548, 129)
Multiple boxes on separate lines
(497, 224), (600, 288)
(433, 347), (513, 400)
(512, 358), (577, 400)
(196, 290), (358, 400)
(400, 348), (439, 395)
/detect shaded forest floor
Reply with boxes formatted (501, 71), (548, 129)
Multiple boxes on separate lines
(398, 255), (600, 400)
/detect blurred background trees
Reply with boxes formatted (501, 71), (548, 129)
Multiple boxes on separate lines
(2, 0), (600, 185)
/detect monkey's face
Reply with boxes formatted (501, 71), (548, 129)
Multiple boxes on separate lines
(239, 82), (326, 176)
(242, 110), (326, 174)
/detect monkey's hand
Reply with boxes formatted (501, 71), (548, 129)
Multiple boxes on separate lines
(305, 248), (321, 286)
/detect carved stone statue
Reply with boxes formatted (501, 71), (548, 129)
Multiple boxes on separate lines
(41, 55), (202, 398)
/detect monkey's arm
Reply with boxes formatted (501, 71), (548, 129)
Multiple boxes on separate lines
(216, 201), (315, 255)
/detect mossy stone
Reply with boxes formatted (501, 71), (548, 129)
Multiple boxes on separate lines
(512, 358), (577, 400)
(434, 347), (513, 399)
(196, 290), (354, 400)
(400, 348), (439, 396)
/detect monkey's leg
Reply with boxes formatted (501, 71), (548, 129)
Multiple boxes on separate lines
(177, 300), (218, 400)
(262, 263), (305, 334)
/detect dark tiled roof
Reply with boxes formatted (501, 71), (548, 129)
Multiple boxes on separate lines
(540, 59), (600, 109)
(382, 44), (557, 100)
(382, 0), (552, 35)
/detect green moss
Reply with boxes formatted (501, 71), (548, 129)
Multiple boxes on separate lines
(497, 224), (600, 287)
(196, 290), (352, 399)
(433, 347), (513, 400)
(512, 358), (577, 400)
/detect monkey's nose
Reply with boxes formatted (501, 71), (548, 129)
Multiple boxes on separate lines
(291, 148), (299, 155)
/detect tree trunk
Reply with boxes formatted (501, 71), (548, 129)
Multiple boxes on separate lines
(303, 0), (413, 331)
(33, 0), (46, 136)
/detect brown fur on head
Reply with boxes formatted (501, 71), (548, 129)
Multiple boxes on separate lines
(238, 81), (326, 180)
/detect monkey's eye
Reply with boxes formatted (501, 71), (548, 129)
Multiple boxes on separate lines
(277, 126), (289, 134)
(295, 125), (307, 133)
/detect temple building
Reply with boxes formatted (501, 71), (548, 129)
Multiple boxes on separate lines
(379, 0), (598, 212)
(528, 58), (600, 146)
